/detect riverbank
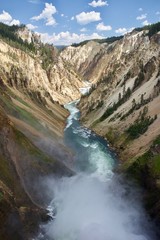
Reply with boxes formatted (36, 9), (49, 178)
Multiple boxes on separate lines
(79, 106), (160, 237)
(35, 101), (158, 240)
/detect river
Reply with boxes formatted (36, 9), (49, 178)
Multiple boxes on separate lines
(36, 100), (156, 240)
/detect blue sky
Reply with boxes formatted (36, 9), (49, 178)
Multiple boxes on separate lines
(0, 0), (160, 45)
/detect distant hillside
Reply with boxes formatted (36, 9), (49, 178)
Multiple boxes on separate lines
(71, 35), (123, 47)
(134, 21), (160, 37)
(71, 22), (160, 48)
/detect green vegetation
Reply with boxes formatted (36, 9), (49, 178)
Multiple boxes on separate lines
(133, 71), (145, 90)
(109, 112), (122, 122)
(152, 155), (160, 176)
(40, 43), (56, 70)
(153, 135), (160, 145)
(125, 135), (160, 220)
(105, 127), (115, 143)
(127, 135), (160, 181)
(96, 36), (124, 44)
(126, 106), (156, 139)
(14, 128), (53, 164)
(71, 22), (160, 48)
(0, 22), (57, 70)
(71, 40), (89, 47)
(0, 155), (14, 189)
(72, 35), (123, 47)
(134, 22), (160, 38)
(0, 90), (43, 131)
(69, 22), (160, 49)
(120, 95), (152, 120)
(0, 191), (4, 201)
(14, 96), (31, 108)
(0, 23), (36, 53)
(126, 151), (151, 183)
(99, 87), (131, 121)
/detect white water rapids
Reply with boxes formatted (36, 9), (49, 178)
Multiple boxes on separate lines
(36, 100), (156, 240)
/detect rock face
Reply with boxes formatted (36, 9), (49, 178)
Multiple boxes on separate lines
(0, 80), (75, 237)
(0, 26), (83, 105)
(0, 22), (160, 237)
(0, 24), (79, 239)
(60, 41), (106, 82)
(0, 109), (49, 240)
(16, 26), (41, 44)
(78, 29), (160, 160)
(76, 24), (160, 224)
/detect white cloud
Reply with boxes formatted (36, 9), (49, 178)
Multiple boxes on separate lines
(61, 14), (64, 17)
(115, 27), (134, 35)
(10, 19), (20, 25)
(80, 28), (87, 32)
(128, 27), (134, 33)
(46, 18), (56, 26)
(115, 28), (127, 34)
(156, 11), (160, 15)
(142, 20), (150, 26)
(76, 11), (101, 25)
(136, 13), (147, 20)
(96, 22), (112, 31)
(39, 31), (103, 45)
(0, 10), (20, 26)
(89, 0), (108, 7)
(31, 3), (57, 26)
(0, 10), (12, 24)
(71, 16), (74, 20)
(26, 23), (38, 30)
(138, 8), (143, 11)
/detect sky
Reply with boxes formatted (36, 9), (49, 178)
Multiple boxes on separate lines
(0, 0), (160, 45)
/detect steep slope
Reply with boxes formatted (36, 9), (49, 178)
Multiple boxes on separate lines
(0, 24), (78, 239)
(77, 23), (160, 223)
(0, 102), (73, 240)
(0, 24), (83, 105)
(61, 41), (106, 82)
(60, 36), (123, 83)
(0, 39), (82, 104)
(79, 27), (160, 159)
(1, 21), (160, 237)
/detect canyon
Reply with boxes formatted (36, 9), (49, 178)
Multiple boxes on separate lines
(0, 22), (160, 239)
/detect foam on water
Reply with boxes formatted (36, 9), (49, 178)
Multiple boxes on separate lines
(64, 100), (80, 129)
(79, 87), (91, 95)
(44, 175), (152, 240)
(35, 99), (156, 240)
(79, 80), (91, 96)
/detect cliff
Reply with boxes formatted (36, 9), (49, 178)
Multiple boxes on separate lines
(0, 23), (78, 239)
(0, 98), (74, 239)
(74, 23), (160, 223)
(0, 21), (160, 238)
(0, 23), (83, 105)
(77, 24), (160, 160)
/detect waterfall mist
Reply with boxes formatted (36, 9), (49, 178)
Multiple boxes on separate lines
(35, 101), (157, 240)
(40, 174), (155, 240)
